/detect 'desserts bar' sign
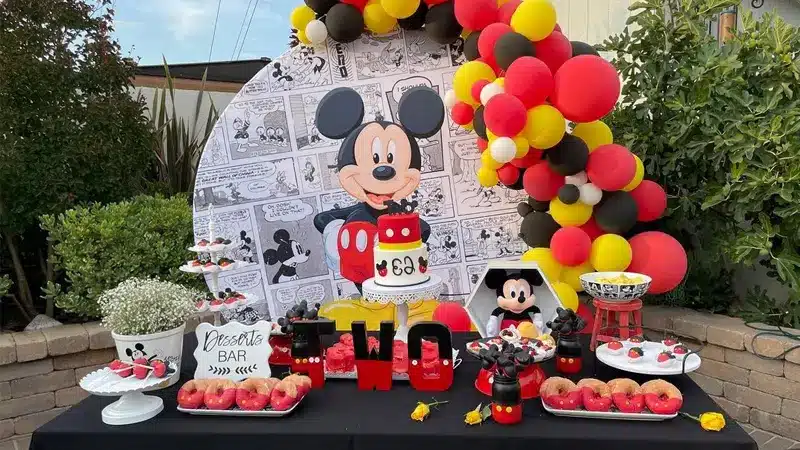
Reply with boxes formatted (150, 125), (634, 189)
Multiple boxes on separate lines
(193, 321), (273, 381)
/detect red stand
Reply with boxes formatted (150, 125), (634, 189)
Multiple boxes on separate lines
(589, 298), (643, 351)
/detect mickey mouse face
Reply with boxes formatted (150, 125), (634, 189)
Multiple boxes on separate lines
(125, 343), (146, 360)
(497, 279), (535, 313)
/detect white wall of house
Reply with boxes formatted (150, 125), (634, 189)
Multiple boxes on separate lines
(134, 86), (237, 137)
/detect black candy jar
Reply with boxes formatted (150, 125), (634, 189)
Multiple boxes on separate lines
(547, 307), (587, 376)
(491, 373), (523, 425)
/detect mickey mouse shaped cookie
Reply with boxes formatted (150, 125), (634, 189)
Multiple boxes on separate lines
(312, 86), (445, 290)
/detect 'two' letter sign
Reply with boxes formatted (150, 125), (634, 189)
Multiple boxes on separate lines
(193, 321), (273, 381)
(408, 321), (454, 392)
(290, 319), (335, 389)
(352, 320), (394, 391)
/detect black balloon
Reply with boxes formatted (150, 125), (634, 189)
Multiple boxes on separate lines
(494, 32), (536, 70)
(505, 173), (525, 190)
(464, 31), (481, 61)
(558, 184), (580, 205)
(570, 41), (600, 57)
(594, 191), (638, 235)
(519, 211), (560, 248)
(473, 106), (488, 140)
(305, 0), (338, 14)
(326, 4), (364, 44)
(517, 202), (533, 218)
(527, 196), (550, 212)
(546, 134), (589, 176)
(398, 2), (428, 30)
(425, 2), (463, 45)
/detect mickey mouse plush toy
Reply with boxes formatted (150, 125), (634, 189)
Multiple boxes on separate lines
(312, 86), (445, 290)
(484, 270), (546, 337)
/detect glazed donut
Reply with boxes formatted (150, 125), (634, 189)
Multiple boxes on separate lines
(641, 379), (683, 415)
(204, 379), (237, 410)
(236, 378), (272, 411)
(285, 374), (312, 398)
(177, 379), (208, 409)
(609, 378), (645, 413)
(539, 377), (582, 410)
(270, 378), (300, 411)
(577, 378), (612, 412)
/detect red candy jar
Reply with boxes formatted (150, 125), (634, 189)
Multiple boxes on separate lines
(475, 363), (546, 399)
(491, 374), (523, 425)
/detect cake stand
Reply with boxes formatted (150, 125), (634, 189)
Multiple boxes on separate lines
(79, 365), (174, 425)
(362, 274), (443, 342)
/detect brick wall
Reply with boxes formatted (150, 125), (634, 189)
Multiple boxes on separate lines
(0, 314), (211, 450)
(644, 306), (800, 450)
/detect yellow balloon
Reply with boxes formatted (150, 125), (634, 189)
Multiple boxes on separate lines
(461, 29), (472, 39)
(481, 150), (503, 169)
(510, 0), (557, 41)
(550, 198), (593, 227)
(453, 61), (497, 106)
(552, 282), (580, 311)
(477, 167), (499, 187)
(297, 30), (311, 45)
(290, 5), (316, 30)
(364, 2), (397, 34)
(560, 261), (594, 292)
(521, 248), (563, 282)
(572, 121), (613, 152)
(590, 234), (633, 272)
(513, 135), (529, 157)
(525, 105), (566, 149)
(462, 121), (474, 131)
(486, 129), (498, 142)
(381, 0), (421, 19)
(494, 77), (505, 88)
(622, 154), (645, 192)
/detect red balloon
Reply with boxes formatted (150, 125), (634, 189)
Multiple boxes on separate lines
(510, 148), (543, 168)
(579, 216), (603, 241)
(504, 56), (553, 108)
(340, 0), (368, 11)
(551, 227), (591, 266)
(629, 180), (667, 222)
(497, 164), (520, 185)
(471, 79), (491, 103)
(424, 0), (449, 5)
(478, 23), (512, 69)
(432, 302), (473, 332)
(551, 55), (621, 122)
(498, 0), (521, 24)
(628, 231), (687, 295)
(576, 302), (593, 334)
(535, 31), (572, 73)
(586, 144), (636, 191)
(454, 0), (498, 31)
(451, 102), (475, 125)
(477, 137), (488, 152)
(484, 93), (527, 137)
(523, 162), (564, 201)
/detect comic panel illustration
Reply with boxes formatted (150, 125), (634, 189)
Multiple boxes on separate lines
(240, 79), (270, 97)
(198, 126), (229, 170)
(467, 263), (488, 289)
(386, 76), (445, 174)
(448, 36), (466, 67)
(461, 212), (526, 262)
(255, 197), (329, 285)
(193, 208), (259, 264)
(223, 97), (291, 160)
(215, 270), (271, 325)
(318, 150), (341, 190)
(297, 154), (323, 194)
(271, 279), (335, 318)
(426, 221), (462, 266)
(336, 280), (361, 301)
(404, 29), (451, 73)
(193, 158), (300, 211)
(449, 138), (526, 216)
(430, 265), (467, 302)
(354, 31), (408, 80)
(412, 176), (455, 221)
(327, 40), (356, 84)
(268, 44), (333, 92)
(319, 190), (359, 212)
(442, 70), (475, 139)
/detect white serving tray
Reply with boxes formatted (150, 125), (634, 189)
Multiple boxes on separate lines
(325, 349), (461, 381)
(541, 400), (677, 421)
(180, 261), (255, 274)
(178, 399), (301, 417)
(596, 341), (701, 375)
(79, 365), (174, 425)
(188, 242), (236, 253)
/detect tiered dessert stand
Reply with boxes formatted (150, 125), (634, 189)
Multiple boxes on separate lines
(362, 274), (444, 342)
(180, 205), (259, 326)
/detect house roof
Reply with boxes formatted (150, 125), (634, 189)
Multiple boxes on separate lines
(135, 58), (272, 84)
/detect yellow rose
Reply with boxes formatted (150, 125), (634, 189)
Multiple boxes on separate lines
(464, 410), (482, 425)
(411, 402), (431, 422)
(699, 412), (726, 432)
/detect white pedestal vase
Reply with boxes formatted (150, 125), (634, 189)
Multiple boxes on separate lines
(112, 324), (185, 390)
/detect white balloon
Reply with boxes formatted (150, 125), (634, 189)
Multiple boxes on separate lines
(444, 89), (457, 110)
(480, 82), (504, 105)
(490, 137), (517, 164)
(305, 20), (328, 45)
(565, 171), (588, 187)
(579, 183), (603, 206)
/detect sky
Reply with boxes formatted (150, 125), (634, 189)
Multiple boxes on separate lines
(112, 0), (294, 66)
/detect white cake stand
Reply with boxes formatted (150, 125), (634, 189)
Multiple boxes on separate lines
(79, 366), (170, 425)
(362, 274), (443, 342)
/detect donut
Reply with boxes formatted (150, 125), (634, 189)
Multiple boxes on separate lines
(539, 377), (582, 410)
(577, 378), (612, 412)
(609, 378), (645, 413)
(204, 379), (237, 410)
(285, 374), (312, 398)
(236, 378), (272, 411)
(177, 379), (208, 409)
(641, 379), (683, 415)
(270, 378), (300, 411)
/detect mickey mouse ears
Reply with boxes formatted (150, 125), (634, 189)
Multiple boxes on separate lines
(397, 86), (445, 139)
(315, 87), (365, 140)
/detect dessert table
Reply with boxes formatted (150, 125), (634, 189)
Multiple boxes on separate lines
(31, 333), (756, 450)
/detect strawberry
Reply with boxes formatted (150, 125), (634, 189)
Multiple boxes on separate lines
(224, 297), (238, 305)
(627, 347), (644, 358)
(198, 239), (209, 247)
(151, 360), (167, 378)
(657, 351), (675, 363)
(132, 358), (150, 379)
(662, 337), (678, 346)
(190, 260), (201, 267)
(204, 261), (215, 267)
(608, 341), (623, 350)
(673, 345), (689, 355)
(210, 299), (224, 307)
(628, 335), (644, 343)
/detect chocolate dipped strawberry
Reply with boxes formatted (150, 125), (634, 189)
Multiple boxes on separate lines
(627, 347), (644, 364)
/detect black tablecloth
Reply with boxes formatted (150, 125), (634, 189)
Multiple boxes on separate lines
(32, 333), (756, 450)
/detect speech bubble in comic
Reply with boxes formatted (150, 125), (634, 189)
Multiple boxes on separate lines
(196, 162), (278, 187)
(296, 283), (326, 305)
(233, 98), (283, 115)
(242, 81), (269, 96)
(462, 213), (520, 230)
(223, 271), (262, 291)
(262, 199), (314, 223)
(194, 209), (250, 235)
(248, 181), (269, 192)
(320, 191), (358, 211)
(450, 139), (480, 161)
(391, 76), (433, 104)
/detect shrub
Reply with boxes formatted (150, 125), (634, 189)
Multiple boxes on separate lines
(41, 195), (204, 318)
(99, 278), (199, 335)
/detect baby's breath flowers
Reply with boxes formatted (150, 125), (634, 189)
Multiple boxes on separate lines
(99, 278), (199, 335)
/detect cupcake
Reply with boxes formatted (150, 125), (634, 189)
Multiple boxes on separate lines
(656, 351), (676, 368)
(605, 340), (625, 356)
(672, 344), (689, 360)
(627, 347), (644, 364)
(662, 337), (679, 350)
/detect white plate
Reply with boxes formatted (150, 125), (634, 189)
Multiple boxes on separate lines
(80, 367), (172, 396)
(179, 264), (205, 274)
(596, 341), (701, 375)
(188, 243), (235, 253)
(541, 400), (677, 421)
(178, 399), (301, 417)
(325, 349), (461, 381)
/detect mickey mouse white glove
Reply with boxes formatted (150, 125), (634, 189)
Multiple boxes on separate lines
(322, 219), (344, 274)
(486, 315), (500, 337)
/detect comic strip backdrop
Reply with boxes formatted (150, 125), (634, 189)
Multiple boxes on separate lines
(193, 30), (528, 326)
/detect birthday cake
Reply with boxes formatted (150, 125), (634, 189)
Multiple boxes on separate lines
(373, 200), (429, 287)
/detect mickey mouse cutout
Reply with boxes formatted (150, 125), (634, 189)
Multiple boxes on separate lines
(312, 86), (445, 289)
(485, 270), (546, 338)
